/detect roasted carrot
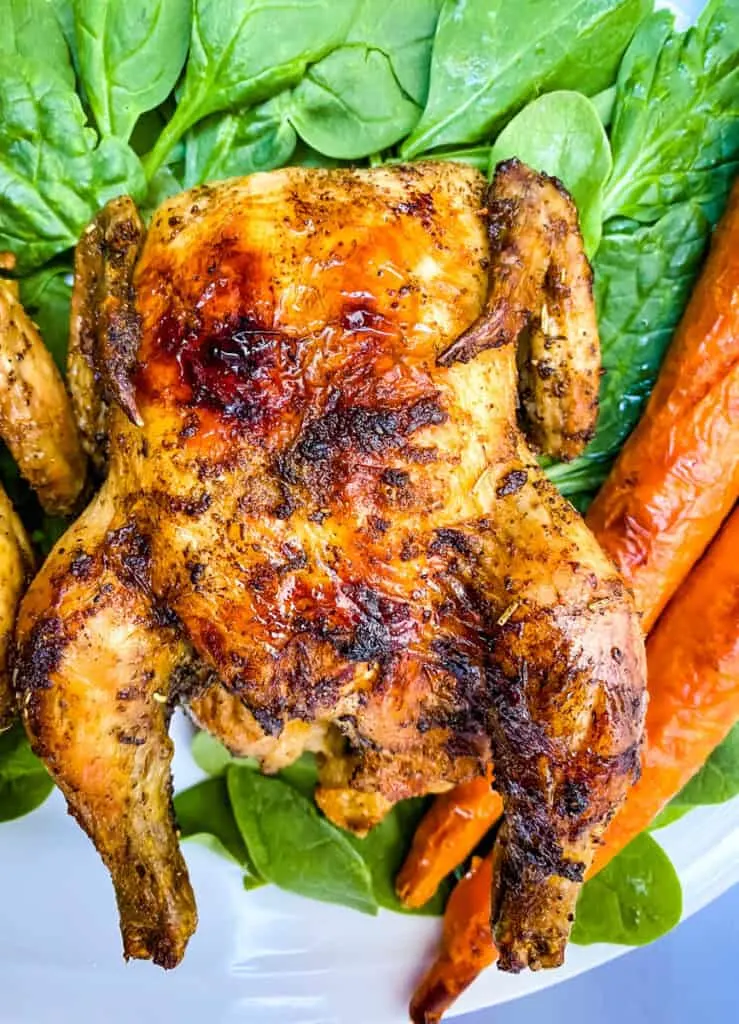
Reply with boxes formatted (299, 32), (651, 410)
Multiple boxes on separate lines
(396, 767), (503, 909)
(586, 179), (739, 631)
(409, 855), (497, 1024)
(591, 503), (739, 873)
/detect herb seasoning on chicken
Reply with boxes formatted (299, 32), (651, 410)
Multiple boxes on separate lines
(13, 160), (646, 972)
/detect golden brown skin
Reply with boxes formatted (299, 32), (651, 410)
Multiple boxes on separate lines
(14, 475), (196, 968)
(440, 160), (600, 460)
(0, 257), (87, 514)
(0, 253), (85, 727)
(15, 160), (645, 971)
(0, 484), (33, 728)
(68, 197), (146, 473)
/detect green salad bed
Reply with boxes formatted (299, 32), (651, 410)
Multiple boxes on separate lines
(2, 0), (739, 950)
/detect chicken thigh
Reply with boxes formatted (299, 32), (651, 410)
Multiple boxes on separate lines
(14, 161), (646, 972)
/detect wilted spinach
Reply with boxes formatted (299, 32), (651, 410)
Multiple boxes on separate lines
(74, 0), (192, 143)
(489, 91), (612, 256)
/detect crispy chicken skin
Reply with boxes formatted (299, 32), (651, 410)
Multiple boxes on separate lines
(0, 257), (87, 514)
(0, 254), (85, 727)
(14, 161), (645, 971)
(0, 485), (33, 728)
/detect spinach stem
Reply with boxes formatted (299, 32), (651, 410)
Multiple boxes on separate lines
(143, 103), (196, 180)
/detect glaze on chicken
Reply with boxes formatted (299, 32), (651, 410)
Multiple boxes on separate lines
(14, 161), (646, 972)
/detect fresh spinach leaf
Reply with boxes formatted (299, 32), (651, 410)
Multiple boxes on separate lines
(591, 84), (617, 127)
(347, 797), (449, 915)
(184, 95), (296, 187)
(190, 730), (234, 776)
(2, 0), (74, 86)
(604, 0), (739, 224)
(672, 723), (739, 808)
(572, 831), (682, 946)
(291, 140), (354, 169)
(422, 145), (492, 171)
(0, 723), (54, 822)
(650, 804), (690, 830)
(277, 752), (319, 801)
(346, 0), (442, 107)
(190, 729), (257, 776)
(227, 764), (378, 915)
(183, 0), (441, 178)
(0, 56), (145, 272)
(174, 776), (255, 869)
(401, 0), (651, 158)
(488, 91), (612, 256)
(188, 735), (444, 914)
(74, 0), (191, 144)
(288, 0), (441, 160)
(546, 202), (708, 497)
(47, 0), (77, 63)
(144, 0), (360, 177)
(19, 264), (72, 371)
(288, 46), (421, 161)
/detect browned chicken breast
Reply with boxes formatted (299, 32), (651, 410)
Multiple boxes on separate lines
(14, 161), (646, 973)
(0, 256), (86, 727)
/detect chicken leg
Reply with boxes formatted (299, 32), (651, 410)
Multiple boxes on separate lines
(14, 475), (196, 966)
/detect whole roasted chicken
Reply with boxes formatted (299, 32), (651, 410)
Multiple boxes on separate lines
(14, 161), (646, 973)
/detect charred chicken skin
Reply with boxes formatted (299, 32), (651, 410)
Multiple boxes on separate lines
(14, 160), (646, 973)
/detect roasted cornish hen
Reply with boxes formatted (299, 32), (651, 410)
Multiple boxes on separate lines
(14, 161), (646, 972)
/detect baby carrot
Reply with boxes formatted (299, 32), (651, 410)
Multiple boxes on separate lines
(409, 855), (497, 1024)
(396, 767), (502, 910)
(586, 179), (739, 631)
(591, 503), (739, 873)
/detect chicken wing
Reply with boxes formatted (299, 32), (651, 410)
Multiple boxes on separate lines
(0, 256), (86, 514)
(67, 198), (146, 473)
(14, 160), (645, 970)
(0, 484), (33, 728)
(0, 254), (86, 725)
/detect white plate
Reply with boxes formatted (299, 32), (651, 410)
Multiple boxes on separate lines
(2, 711), (738, 1024)
(3, 1), (730, 1022)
